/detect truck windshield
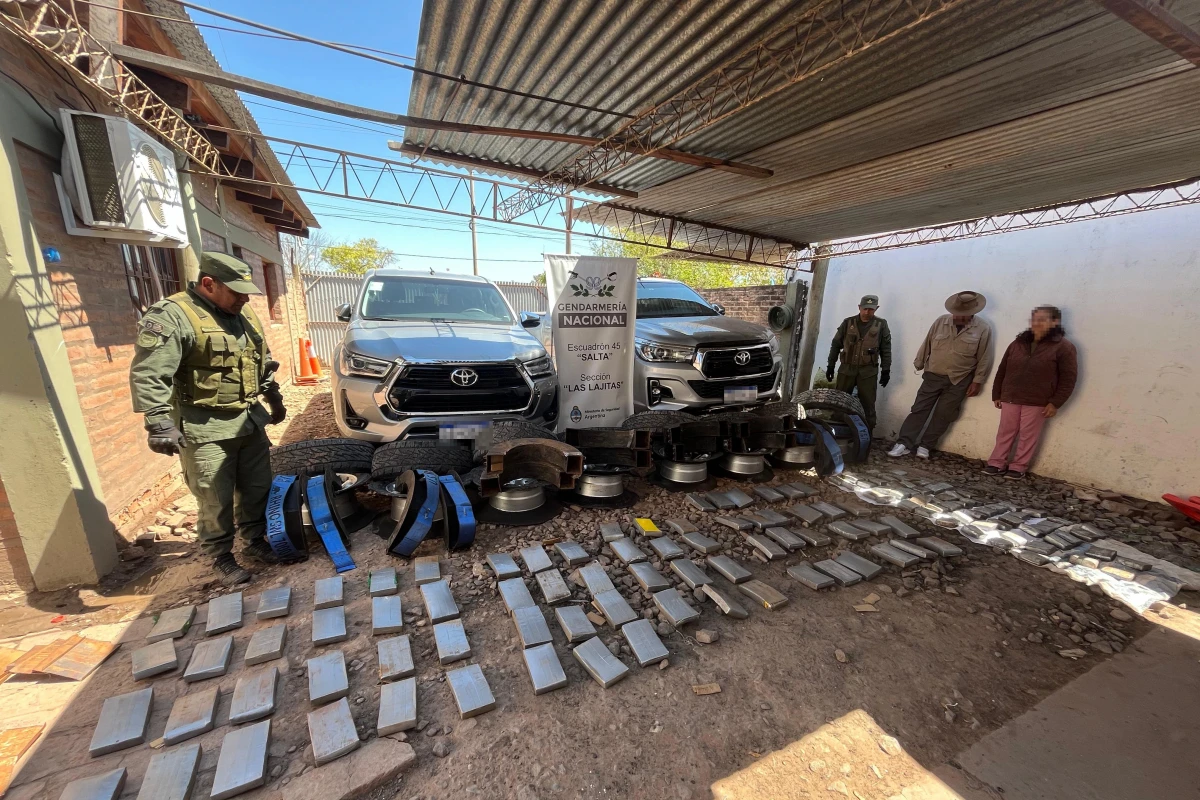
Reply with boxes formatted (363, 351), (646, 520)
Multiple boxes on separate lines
(636, 281), (719, 319)
(360, 277), (514, 324)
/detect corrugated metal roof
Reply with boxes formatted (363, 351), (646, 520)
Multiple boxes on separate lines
(142, 0), (318, 228)
(405, 0), (1200, 243)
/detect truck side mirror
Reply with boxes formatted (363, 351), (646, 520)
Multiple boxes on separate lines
(519, 311), (541, 329)
(711, 302), (726, 315)
(335, 303), (352, 323)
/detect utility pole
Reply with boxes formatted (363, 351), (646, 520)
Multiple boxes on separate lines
(565, 197), (573, 254)
(468, 172), (479, 275)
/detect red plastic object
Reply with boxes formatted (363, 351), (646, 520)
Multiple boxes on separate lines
(1162, 494), (1200, 523)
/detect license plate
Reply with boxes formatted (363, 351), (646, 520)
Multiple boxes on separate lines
(439, 422), (492, 440)
(723, 386), (757, 404)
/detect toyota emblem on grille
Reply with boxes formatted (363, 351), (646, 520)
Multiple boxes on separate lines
(450, 368), (479, 387)
(734, 350), (751, 366)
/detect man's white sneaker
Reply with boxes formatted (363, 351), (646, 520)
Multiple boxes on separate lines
(916, 447), (930, 459)
(887, 443), (910, 458)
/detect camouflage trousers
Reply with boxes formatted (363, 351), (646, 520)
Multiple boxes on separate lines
(835, 365), (880, 431)
(179, 428), (272, 557)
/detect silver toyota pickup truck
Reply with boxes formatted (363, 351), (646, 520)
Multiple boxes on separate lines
(331, 269), (556, 442)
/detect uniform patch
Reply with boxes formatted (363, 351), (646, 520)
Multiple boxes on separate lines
(136, 313), (173, 349)
(137, 330), (163, 348)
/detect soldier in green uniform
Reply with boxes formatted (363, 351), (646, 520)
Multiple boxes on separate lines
(826, 294), (892, 431)
(130, 252), (287, 586)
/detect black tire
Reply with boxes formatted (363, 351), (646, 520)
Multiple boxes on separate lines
(751, 400), (802, 419)
(371, 440), (475, 480)
(271, 438), (375, 476)
(794, 388), (866, 420)
(620, 411), (696, 431)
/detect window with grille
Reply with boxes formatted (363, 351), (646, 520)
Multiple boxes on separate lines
(122, 244), (182, 317)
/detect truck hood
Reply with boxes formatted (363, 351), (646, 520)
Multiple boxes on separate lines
(635, 315), (772, 347)
(343, 320), (547, 363)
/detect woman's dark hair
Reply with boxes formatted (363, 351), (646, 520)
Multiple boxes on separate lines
(1033, 305), (1062, 322)
(1018, 305), (1065, 342)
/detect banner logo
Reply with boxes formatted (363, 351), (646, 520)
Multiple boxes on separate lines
(569, 270), (618, 298)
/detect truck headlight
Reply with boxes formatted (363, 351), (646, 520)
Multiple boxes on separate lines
(523, 355), (554, 377)
(766, 332), (780, 353)
(339, 349), (394, 378)
(636, 340), (696, 363)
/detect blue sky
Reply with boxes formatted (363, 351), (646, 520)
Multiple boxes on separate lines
(191, 0), (571, 281)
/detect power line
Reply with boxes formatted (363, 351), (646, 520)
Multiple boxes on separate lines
(70, 0), (416, 60)
(167, 0), (635, 120)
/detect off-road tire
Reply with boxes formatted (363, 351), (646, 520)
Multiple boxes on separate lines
(370, 440), (475, 480)
(270, 438), (375, 476)
(794, 388), (866, 420)
(750, 400), (802, 419)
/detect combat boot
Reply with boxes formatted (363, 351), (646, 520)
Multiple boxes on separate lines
(212, 553), (252, 586)
(242, 538), (279, 564)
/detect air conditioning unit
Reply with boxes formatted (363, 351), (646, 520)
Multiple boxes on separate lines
(56, 110), (188, 247)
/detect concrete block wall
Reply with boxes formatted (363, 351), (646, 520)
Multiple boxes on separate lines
(700, 285), (787, 326)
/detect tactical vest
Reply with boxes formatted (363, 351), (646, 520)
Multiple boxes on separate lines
(169, 291), (266, 410)
(842, 317), (882, 367)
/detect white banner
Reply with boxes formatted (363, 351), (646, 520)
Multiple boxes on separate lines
(544, 254), (637, 431)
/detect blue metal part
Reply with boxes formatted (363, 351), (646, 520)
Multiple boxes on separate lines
(846, 414), (871, 462)
(439, 474), (475, 550)
(266, 474), (301, 561)
(389, 470), (440, 558)
(306, 475), (356, 573)
(806, 420), (844, 476)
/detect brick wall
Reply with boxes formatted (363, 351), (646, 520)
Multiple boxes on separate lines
(699, 285), (787, 326)
(16, 143), (181, 520)
(0, 475), (35, 595)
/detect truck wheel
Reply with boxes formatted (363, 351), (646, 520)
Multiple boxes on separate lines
(270, 438), (376, 476)
(371, 440), (475, 480)
(794, 388), (866, 420)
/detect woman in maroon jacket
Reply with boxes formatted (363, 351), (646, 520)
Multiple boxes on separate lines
(984, 306), (1078, 480)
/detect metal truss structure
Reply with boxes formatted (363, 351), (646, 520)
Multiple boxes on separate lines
(212, 135), (798, 266)
(788, 177), (1200, 268)
(496, 0), (967, 221)
(0, 0), (227, 175)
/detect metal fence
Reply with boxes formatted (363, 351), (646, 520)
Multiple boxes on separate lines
(301, 272), (548, 362)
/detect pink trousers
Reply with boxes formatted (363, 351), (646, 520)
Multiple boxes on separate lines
(988, 403), (1049, 474)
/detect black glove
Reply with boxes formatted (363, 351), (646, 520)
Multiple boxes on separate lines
(880, 370), (891, 387)
(825, 364), (835, 382)
(264, 388), (287, 425)
(147, 420), (187, 455)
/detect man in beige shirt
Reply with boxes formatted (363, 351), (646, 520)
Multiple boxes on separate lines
(888, 291), (992, 459)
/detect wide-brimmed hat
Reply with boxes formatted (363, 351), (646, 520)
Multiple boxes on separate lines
(945, 290), (986, 315)
(199, 251), (261, 295)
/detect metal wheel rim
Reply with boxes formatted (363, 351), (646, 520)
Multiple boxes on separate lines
(575, 474), (624, 498)
(720, 453), (766, 475)
(773, 445), (815, 464)
(834, 438), (851, 452)
(659, 460), (708, 483)
(489, 482), (546, 512)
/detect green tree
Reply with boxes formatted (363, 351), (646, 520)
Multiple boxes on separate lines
(589, 233), (780, 288)
(321, 237), (395, 275)
(531, 271), (546, 285)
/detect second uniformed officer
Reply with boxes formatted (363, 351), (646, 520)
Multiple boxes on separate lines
(130, 252), (287, 587)
(826, 294), (892, 431)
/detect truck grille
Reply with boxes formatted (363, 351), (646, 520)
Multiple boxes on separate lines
(688, 369), (778, 400)
(389, 363), (531, 414)
(699, 345), (773, 378)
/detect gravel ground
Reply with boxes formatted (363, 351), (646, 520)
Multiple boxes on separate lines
(13, 387), (1197, 800)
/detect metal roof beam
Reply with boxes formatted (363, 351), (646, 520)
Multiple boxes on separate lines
(1093, 0), (1200, 65)
(104, 43), (770, 178)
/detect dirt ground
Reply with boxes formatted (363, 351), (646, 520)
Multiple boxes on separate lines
(5, 384), (1198, 800)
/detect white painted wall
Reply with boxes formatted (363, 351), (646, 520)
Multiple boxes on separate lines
(811, 203), (1200, 501)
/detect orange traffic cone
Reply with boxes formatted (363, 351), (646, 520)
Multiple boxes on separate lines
(295, 337), (317, 385)
(305, 338), (324, 379)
